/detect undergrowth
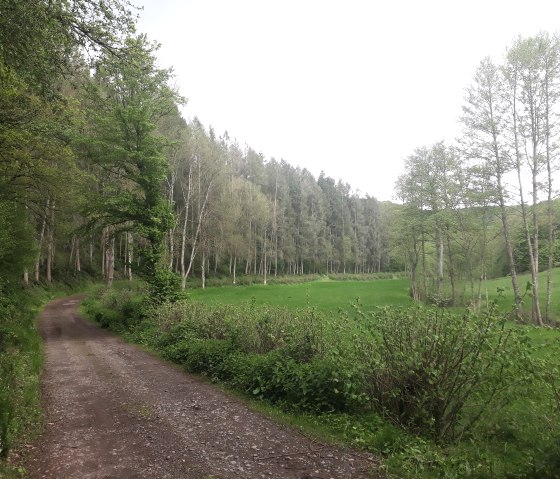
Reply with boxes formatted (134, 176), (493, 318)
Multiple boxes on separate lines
(82, 283), (560, 478)
(183, 271), (406, 288)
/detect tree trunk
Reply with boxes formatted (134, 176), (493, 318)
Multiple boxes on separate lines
(101, 228), (106, 277)
(201, 250), (206, 289)
(75, 237), (81, 272)
(421, 229), (428, 298)
(544, 54), (554, 323)
(182, 177), (212, 288)
(69, 236), (76, 270)
(46, 200), (55, 283)
(263, 229), (268, 285)
(179, 164), (193, 288)
(273, 173), (278, 276)
(34, 198), (50, 282)
(127, 232), (133, 281)
(512, 81), (542, 325)
(446, 233), (456, 305)
(436, 227), (444, 296)
(410, 235), (420, 301)
(180, 205), (188, 288)
(106, 234), (115, 287)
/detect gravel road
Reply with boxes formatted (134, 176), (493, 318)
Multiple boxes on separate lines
(24, 294), (381, 479)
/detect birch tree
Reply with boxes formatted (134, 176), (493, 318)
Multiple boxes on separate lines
(461, 57), (523, 318)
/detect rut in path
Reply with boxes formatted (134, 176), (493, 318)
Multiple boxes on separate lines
(25, 294), (381, 479)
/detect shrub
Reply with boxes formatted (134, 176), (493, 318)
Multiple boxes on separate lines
(365, 304), (534, 442)
(147, 269), (184, 304)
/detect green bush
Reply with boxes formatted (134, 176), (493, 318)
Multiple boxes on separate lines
(142, 298), (325, 358)
(0, 352), (15, 458)
(147, 269), (184, 304)
(162, 338), (233, 375)
(365, 304), (535, 442)
(83, 284), (560, 478)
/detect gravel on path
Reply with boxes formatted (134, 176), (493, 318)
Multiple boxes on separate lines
(24, 294), (382, 479)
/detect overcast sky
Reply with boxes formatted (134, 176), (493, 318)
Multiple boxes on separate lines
(133, 0), (560, 201)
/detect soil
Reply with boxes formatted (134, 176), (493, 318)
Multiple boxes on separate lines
(23, 294), (382, 479)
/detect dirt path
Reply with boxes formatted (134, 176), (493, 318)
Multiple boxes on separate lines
(24, 294), (381, 479)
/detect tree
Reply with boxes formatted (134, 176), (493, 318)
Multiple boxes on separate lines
(81, 34), (183, 293)
(503, 34), (560, 325)
(0, 0), (135, 97)
(461, 57), (523, 318)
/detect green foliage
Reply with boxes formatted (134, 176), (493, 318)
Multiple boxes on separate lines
(0, 59), (77, 208)
(79, 34), (183, 285)
(0, 0), (135, 97)
(146, 268), (184, 304)
(365, 304), (534, 442)
(0, 202), (35, 279)
(83, 282), (560, 478)
(513, 227), (560, 274)
(81, 282), (146, 331)
(0, 282), (42, 460)
(85, 289), (366, 413)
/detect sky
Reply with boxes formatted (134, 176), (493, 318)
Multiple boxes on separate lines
(132, 0), (560, 201)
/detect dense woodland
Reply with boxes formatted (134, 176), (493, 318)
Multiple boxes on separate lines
(1, 0), (560, 325)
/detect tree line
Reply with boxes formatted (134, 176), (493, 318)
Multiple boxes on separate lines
(0, 0), (392, 299)
(1, 0), (559, 323)
(396, 33), (560, 325)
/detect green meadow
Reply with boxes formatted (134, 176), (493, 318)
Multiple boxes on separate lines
(189, 268), (560, 323)
(188, 277), (413, 311)
(485, 268), (560, 321)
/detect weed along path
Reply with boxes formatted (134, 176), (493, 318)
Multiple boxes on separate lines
(26, 294), (381, 479)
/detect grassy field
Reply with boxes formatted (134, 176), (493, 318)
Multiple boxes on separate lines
(188, 277), (413, 311)
(484, 268), (560, 321)
(189, 269), (560, 322)
(188, 272), (560, 369)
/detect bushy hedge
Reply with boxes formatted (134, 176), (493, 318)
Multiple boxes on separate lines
(83, 288), (370, 414)
(83, 285), (560, 477)
(182, 272), (406, 289)
(85, 287), (548, 438)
